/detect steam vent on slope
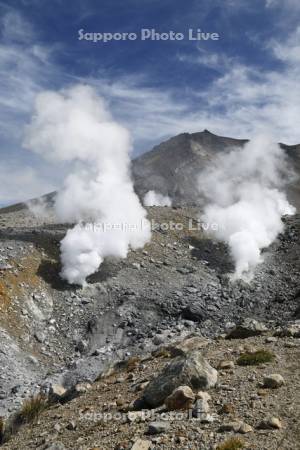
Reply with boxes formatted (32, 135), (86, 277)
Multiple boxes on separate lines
(0, 128), (299, 450)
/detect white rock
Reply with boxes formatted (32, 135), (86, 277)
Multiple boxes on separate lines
(263, 374), (285, 389)
(131, 439), (152, 450)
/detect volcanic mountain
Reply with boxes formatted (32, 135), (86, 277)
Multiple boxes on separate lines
(0, 130), (299, 450)
(2, 130), (300, 214)
(132, 129), (300, 209)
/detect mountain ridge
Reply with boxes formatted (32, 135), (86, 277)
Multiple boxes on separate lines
(1, 129), (299, 213)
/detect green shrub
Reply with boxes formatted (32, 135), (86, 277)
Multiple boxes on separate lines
(237, 349), (275, 366)
(216, 437), (245, 450)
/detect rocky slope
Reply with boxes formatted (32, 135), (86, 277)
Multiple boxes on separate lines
(0, 130), (299, 449)
(1, 330), (299, 450)
(0, 205), (299, 422)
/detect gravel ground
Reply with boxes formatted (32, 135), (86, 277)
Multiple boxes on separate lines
(1, 332), (299, 450)
(0, 205), (299, 438)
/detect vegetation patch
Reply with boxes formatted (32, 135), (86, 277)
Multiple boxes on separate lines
(237, 349), (275, 366)
(125, 356), (141, 372)
(0, 395), (49, 445)
(216, 437), (245, 450)
(152, 347), (171, 359)
(0, 417), (5, 444)
(18, 395), (48, 424)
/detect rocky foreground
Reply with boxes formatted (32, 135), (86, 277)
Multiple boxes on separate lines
(1, 323), (300, 450)
(0, 205), (299, 449)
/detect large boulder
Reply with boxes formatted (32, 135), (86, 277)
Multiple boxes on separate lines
(143, 350), (217, 408)
(226, 318), (268, 339)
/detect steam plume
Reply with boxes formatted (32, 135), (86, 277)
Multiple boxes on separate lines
(143, 190), (172, 207)
(198, 135), (296, 280)
(24, 84), (151, 285)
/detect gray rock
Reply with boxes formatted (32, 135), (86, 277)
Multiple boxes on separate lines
(131, 439), (152, 450)
(0, 263), (12, 270)
(63, 382), (92, 401)
(34, 331), (46, 344)
(48, 384), (67, 402)
(258, 417), (282, 429)
(66, 420), (77, 430)
(153, 335), (165, 345)
(44, 443), (66, 450)
(27, 356), (39, 365)
(266, 337), (277, 343)
(54, 423), (61, 432)
(226, 318), (268, 339)
(193, 397), (210, 415)
(218, 360), (235, 370)
(218, 421), (243, 432)
(192, 396), (214, 422)
(167, 336), (210, 357)
(239, 422), (254, 434)
(275, 322), (300, 338)
(147, 421), (170, 435)
(263, 374), (285, 389)
(74, 382), (92, 394)
(182, 303), (206, 322)
(165, 385), (195, 410)
(143, 350), (217, 407)
(75, 340), (88, 353)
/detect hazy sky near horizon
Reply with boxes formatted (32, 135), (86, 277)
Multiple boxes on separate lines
(0, 0), (300, 205)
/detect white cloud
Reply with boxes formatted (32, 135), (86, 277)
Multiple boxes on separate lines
(272, 26), (300, 64)
(266, 0), (300, 10)
(0, 40), (59, 140)
(0, 6), (69, 205)
(0, 4), (300, 206)
(177, 48), (234, 71)
(93, 53), (300, 146)
(172, 30), (300, 144)
(1, 10), (34, 43)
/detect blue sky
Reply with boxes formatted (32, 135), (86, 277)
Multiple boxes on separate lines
(0, 0), (300, 205)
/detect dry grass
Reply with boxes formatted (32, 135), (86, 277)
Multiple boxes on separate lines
(237, 349), (275, 366)
(18, 395), (48, 424)
(0, 396), (48, 444)
(125, 356), (141, 372)
(216, 437), (245, 450)
(152, 347), (171, 358)
(0, 417), (5, 444)
(113, 356), (142, 374)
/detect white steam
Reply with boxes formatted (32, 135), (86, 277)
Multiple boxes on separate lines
(26, 196), (51, 220)
(198, 135), (296, 280)
(23, 84), (151, 285)
(144, 190), (172, 207)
